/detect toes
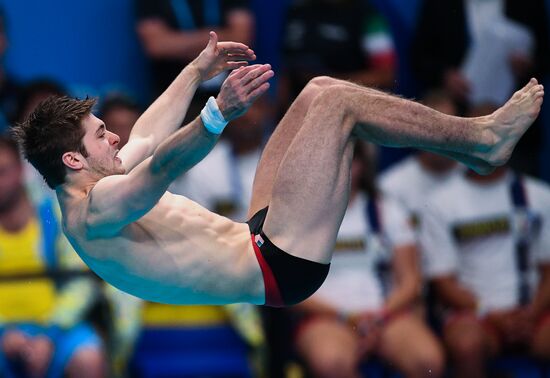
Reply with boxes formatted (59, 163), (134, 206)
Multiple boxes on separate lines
(530, 84), (544, 94)
(521, 78), (538, 93)
(516, 80), (537, 97)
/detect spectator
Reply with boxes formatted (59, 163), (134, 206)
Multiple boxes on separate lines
(98, 94), (142, 148)
(410, 0), (550, 174)
(411, 0), (549, 105)
(135, 0), (254, 121)
(280, 0), (396, 105)
(0, 135), (106, 378)
(379, 90), (463, 225)
(419, 104), (550, 377)
(292, 144), (445, 378)
(14, 80), (66, 127)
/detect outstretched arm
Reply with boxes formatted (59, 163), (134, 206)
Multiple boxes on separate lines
(86, 64), (274, 238)
(118, 31), (256, 172)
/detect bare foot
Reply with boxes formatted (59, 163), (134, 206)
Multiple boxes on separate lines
(479, 78), (544, 166)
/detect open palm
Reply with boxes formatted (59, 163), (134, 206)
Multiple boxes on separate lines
(194, 31), (256, 82)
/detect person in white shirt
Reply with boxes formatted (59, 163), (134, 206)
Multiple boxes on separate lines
(419, 104), (550, 377)
(292, 144), (445, 378)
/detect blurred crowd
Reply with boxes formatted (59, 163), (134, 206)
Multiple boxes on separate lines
(1, 0), (550, 377)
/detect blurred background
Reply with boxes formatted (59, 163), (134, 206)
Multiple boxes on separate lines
(1, 0), (550, 377)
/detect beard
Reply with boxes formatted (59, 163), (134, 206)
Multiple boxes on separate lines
(87, 156), (125, 178)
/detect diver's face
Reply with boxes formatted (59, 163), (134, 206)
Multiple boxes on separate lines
(80, 113), (124, 177)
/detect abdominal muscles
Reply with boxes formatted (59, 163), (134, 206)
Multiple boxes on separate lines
(68, 193), (263, 305)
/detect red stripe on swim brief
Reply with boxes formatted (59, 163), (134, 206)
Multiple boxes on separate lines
(250, 234), (285, 307)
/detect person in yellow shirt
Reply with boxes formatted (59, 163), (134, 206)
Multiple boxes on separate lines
(0, 135), (106, 378)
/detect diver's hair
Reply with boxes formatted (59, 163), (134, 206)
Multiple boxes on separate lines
(12, 96), (95, 189)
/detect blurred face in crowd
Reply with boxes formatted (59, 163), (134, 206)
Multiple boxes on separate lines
(19, 90), (63, 123)
(0, 147), (24, 212)
(101, 105), (140, 148)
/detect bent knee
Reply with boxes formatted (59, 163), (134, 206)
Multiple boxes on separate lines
(307, 76), (341, 89)
(295, 76), (338, 108)
(310, 84), (353, 111)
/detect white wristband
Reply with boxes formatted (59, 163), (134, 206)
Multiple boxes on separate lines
(200, 96), (228, 135)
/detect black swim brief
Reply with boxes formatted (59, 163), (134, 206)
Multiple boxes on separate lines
(246, 207), (330, 307)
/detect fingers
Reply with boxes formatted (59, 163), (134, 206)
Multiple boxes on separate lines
(217, 42), (256, 62)
(242, 64), (272, 85)
(220, 48), (256, 59)
(224, 52), (256, 62)
(228, 64), (263, 79)
(206, 31), (218, 52)
(217, 41), (254, 54)
(226, 61), (249, 70)
(235, 64), (273, 89)
(247, 82), (271, 104)
(243, 65), (273, 103)
(530, 83), (544, 96)
(216, 63), (273, 121)
(246, 69), (274, 94)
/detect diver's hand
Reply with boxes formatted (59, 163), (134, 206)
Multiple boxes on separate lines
(192, 31), (256, 82)
(216, 64), (273, 122)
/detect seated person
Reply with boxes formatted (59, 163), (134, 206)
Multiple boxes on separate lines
(420, 104), (550, 377)
(0, 136), (105, 378)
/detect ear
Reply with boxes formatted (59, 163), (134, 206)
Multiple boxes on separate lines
(62, 151), (85, 171)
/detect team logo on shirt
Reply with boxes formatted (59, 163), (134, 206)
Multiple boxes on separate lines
(255, 234), (264, 248)
(334, 238), (366, 253)
(452, 216), (510, 244)
(452, 211), (543, 245)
